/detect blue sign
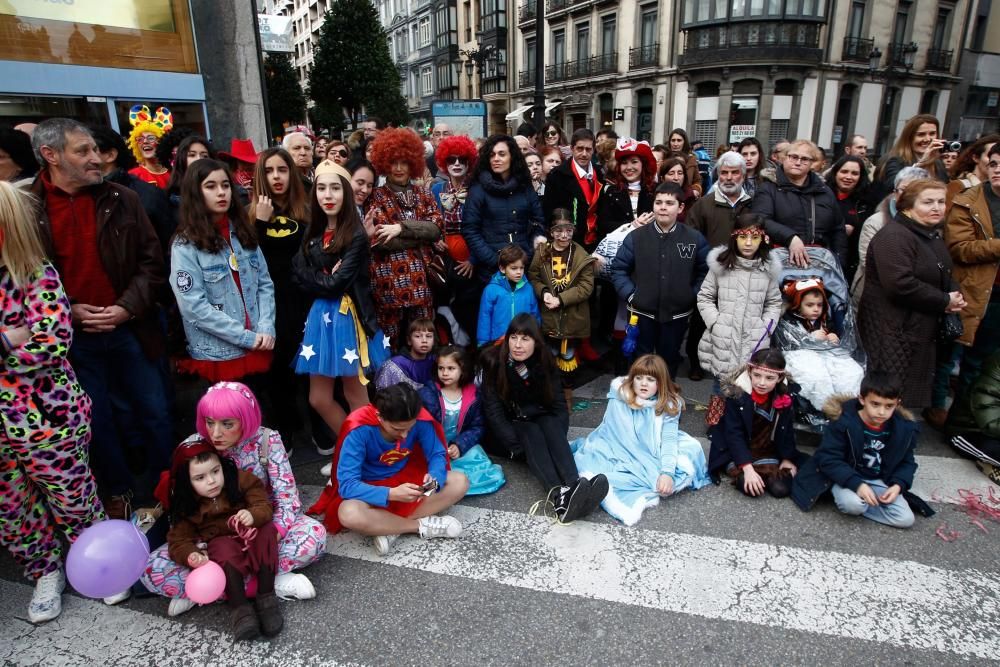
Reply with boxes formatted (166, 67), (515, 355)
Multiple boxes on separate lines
(431, 100), (488, 139)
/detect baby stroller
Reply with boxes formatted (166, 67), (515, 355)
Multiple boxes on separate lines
(771, 247), (866, 431)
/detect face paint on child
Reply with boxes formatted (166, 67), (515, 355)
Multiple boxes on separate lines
(749, 367), (781, 395)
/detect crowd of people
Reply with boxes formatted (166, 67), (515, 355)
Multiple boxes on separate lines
(2, 108), (999, 639)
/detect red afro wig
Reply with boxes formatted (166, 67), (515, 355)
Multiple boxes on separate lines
(370, 127), (426, 178)
(435, 135), (479, 172)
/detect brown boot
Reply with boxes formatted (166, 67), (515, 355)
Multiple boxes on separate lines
(254, 592), (284, 638)
(230, 602), (259, 641)
(105, 493), (132, 520)
(922, 407), (948, 431)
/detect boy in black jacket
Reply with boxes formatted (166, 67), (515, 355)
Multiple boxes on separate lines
(791, 372), (918, 528)
(611, 181), (709, 378)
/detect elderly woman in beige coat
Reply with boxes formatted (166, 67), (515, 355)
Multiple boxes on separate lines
(697, 214), (783, 388)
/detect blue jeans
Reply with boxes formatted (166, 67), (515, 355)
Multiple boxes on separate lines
(831, 478), (914, 528)
(637, 315), (689, 380)
(70, 327), (173, 497)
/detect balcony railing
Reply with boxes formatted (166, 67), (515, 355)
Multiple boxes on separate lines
(629, 43), (659, 69)
(518, 2), (536, 23)
(519, 69), (537, 88)
(842, 36), (873, 63)
(887, 41), (914, 68)
(679, 22), (823, 66)
(545, 53), (617, 81)
(925, 48), (953, 71)
(545, 0), (568, 12)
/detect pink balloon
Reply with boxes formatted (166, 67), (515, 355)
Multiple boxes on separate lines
(66, 520), (149, 598)
(186, 561), (226, 604)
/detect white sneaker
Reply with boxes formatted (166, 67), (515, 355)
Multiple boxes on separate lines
(168, 597), (196, 617)
(373, 534), (399, 556)
(28, 568), (66, 624)
(103, 589), (131, 605)
(274, 572), (316, 600)
(313, 437), (334, 457)
(417, 515), (463, 540)
(319, 461), (332, 478)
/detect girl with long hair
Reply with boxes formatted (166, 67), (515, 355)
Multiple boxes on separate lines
(825, 154), (873, 281)
(170, 159), (276, 381)
(875, 114), (949, 197)
(571, 354), (710, 525)
(666, 127), (703, 195)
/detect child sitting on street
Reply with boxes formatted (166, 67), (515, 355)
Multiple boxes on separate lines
(477, 244), (540, 347)
(791, 372), (918, 528)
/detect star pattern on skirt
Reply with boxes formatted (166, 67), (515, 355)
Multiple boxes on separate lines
(299, 345), (316, 361)
(342, 348), (359, 364)
(382, 334), (391, 349)
(322, 312), (332, 325)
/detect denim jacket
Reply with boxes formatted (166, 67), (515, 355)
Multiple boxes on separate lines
(170, 229), (276, 361)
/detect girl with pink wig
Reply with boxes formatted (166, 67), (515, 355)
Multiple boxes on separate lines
(141, 382), (326, 617)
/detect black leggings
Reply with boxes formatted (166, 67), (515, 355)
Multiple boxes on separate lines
(513, 414), (579, 490)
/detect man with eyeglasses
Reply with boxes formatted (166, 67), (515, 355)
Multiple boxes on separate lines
(751, 139), (846, 268)
(425, 123), (451, 178)
(945, 144), (1000, 435)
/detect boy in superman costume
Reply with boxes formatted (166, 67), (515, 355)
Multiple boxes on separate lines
(307, 383), (469, 555)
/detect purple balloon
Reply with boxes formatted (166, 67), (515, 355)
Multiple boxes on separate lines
(66, 520), (150, 599)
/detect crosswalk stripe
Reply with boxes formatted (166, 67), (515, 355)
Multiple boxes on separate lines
(566, 427), (999, 506)
(0, 579), (359, 667)
(327, 504), (1000, 660)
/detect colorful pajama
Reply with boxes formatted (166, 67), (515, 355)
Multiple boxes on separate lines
(0, 262), (105, 580)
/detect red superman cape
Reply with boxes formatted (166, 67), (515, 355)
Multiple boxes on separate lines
(305, 404), (448, 533)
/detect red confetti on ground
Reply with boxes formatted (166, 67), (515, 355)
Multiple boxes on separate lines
(935, 523), (961, 542)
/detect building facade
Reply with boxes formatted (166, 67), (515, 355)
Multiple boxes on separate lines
(947, 0), (1000, 138)
(0, 1), (267, 148)
(503, 0), (974, 154)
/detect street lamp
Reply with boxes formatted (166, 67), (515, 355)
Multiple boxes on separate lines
(868, 41), (918, 156)
(460, 42), (496, 99)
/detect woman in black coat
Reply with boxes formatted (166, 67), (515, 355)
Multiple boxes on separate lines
(461, 135), (546, 282)
(858, 179), (967, 407)
(751, 139), (847, 268)
(825, 155), (873, 283)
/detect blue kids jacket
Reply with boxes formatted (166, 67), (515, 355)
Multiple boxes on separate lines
(477, 271), (541, 346)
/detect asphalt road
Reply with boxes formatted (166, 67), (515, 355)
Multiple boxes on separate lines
(2, 371), (999, 666)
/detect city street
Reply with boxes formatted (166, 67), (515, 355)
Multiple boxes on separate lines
(1, 372), (999, 666)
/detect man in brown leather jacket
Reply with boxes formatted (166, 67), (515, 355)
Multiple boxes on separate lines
(31, 118), (172, 528)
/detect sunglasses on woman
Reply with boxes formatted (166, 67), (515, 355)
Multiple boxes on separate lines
(545, 130), (559, 137)
(446, 156), (467, 165)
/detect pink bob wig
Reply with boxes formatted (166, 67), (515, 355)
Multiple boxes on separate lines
(195, 381), (262, 444)
(435, 135), (479, 172)
(370, 127), (426, 178)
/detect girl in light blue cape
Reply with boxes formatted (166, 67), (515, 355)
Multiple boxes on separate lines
(571, 354), (710, 525)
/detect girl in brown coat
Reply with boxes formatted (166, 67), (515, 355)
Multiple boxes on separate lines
(858, 179), (967, 407)
(166, 440), (282, 641)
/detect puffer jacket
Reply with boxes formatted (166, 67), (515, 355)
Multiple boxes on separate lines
(462, 171), (545, 279)
(945, 184), (1000, 346)
(751, 165), (847, 267)
(697, 247), (783, 379)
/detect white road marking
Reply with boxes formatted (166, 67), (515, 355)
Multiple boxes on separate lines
(0, 579), (361, 667)
(328, 505), (1000, 660)
(567, 428), (999, 505)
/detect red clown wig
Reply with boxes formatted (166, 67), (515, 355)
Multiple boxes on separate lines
(370, 127), (426, 178)
(435, 135), (479, 173)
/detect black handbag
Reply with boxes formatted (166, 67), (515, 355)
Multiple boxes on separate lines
(938, 312), (964, 343)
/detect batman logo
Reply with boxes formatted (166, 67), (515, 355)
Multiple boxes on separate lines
(265, 215), (299, 238)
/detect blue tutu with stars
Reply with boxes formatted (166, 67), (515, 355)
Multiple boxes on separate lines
(294, 296), (391, 379)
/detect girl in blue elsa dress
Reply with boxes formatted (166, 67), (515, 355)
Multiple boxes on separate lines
(571, 354), (710, 525)
(419, 346), (506, 495)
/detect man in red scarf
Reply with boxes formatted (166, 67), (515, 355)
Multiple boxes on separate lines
(542, 127), (605, 253)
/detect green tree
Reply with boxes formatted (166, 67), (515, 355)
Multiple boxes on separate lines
(307, 0), (409, 129)
(264, 51), (307, 138)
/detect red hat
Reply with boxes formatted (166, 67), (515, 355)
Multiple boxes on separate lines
(783, 277), (829, 313)
(614, 137), (657, 179)
(218, 138), (259, 165)
(153, 439), (218, 508)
